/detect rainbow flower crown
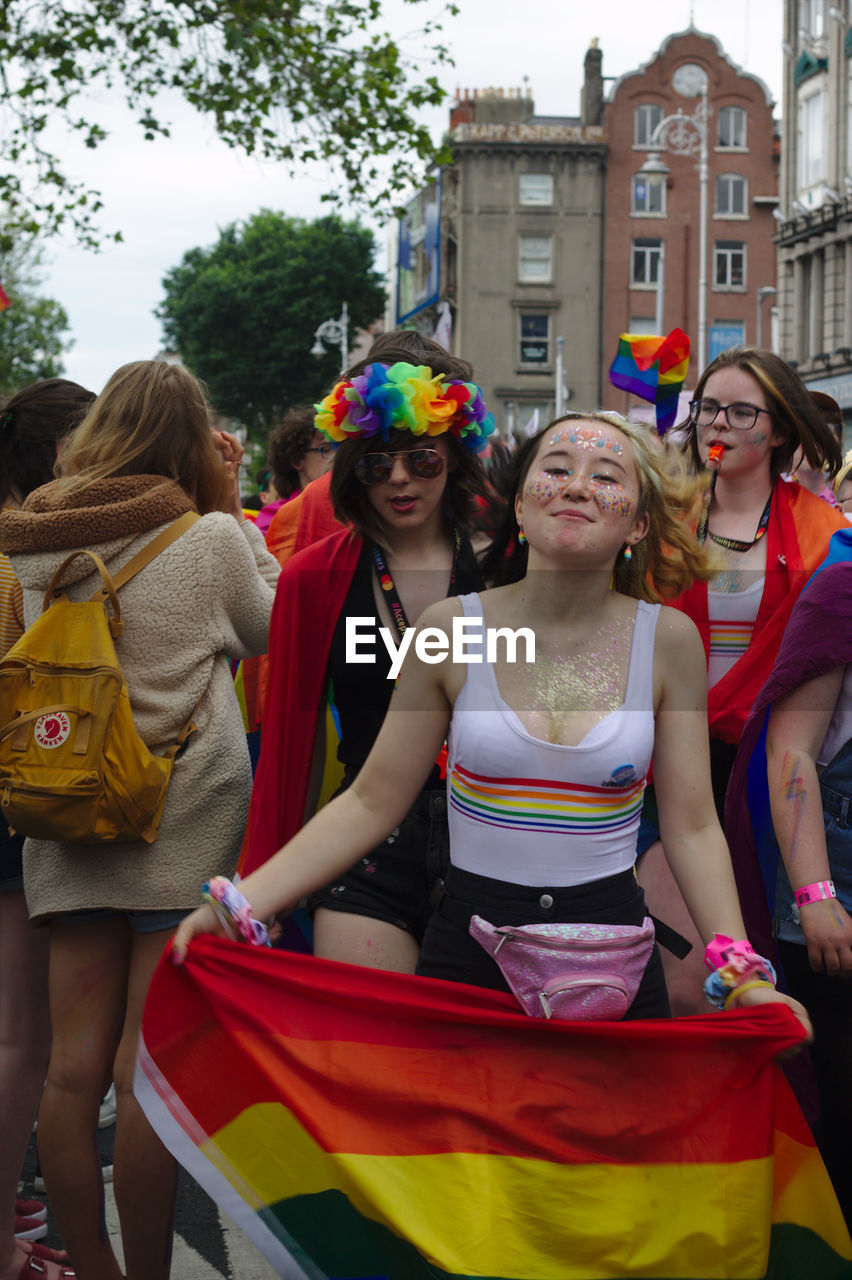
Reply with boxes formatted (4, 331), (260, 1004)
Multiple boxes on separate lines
(315, 362), (496, 453)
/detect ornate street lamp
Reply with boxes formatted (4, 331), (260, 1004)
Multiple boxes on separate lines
(310, 301), (349, 373)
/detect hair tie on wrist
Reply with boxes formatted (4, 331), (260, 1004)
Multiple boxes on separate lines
(723, 979), (775, 1011)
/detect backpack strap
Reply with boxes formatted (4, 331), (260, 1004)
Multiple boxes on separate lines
(106, 511), (201, 592)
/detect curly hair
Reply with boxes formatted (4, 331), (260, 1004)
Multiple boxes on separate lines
(681, 347), (841, 481)
(0, 378), (95, 507)
(266, 405), (318, 496)
(482, 411), (718, 602)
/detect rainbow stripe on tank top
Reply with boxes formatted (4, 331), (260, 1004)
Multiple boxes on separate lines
(708, 620), (754, 661)
(449, 762), (645, 835)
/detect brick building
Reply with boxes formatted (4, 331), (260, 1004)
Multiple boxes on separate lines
(603, 29), (779, 417)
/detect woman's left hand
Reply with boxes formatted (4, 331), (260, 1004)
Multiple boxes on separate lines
(729, 982), (813, 1051)
(211, 429), (245, 519)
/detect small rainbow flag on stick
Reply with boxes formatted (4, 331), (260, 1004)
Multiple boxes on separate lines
(0, 284), (10, 311)
(609, 328), (690, 435)
(138, 939), (852, 1280)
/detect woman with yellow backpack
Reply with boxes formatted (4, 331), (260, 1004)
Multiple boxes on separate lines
(0, 361), (279, 1280)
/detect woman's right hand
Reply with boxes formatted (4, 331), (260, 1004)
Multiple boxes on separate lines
(799, 898), (852, 977)
(172, 904), (228, 965)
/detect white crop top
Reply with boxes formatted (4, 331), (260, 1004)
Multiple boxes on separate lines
(446, 594), (660, 887)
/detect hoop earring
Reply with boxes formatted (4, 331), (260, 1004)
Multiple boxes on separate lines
(623, 544), (633, 563)
(518, 528), (527, 545)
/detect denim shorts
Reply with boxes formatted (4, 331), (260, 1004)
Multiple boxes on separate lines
(418, 863), (671, 1020)
(308, 784), (450, 942)
(53, 907), (190, 933)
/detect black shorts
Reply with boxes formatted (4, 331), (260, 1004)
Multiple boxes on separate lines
(0, 828), (25, 894)
(308, 786), (450, 943)
(417, 864), (671, 1020)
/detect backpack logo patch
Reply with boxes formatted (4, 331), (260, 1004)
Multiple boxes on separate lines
(34, 712), (71, 750)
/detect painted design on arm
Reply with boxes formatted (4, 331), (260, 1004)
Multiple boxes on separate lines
(780, 750), (807, 862)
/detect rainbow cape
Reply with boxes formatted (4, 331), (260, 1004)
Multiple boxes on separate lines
(137, 939), (852, 1279)
(609, 328), (690, 435)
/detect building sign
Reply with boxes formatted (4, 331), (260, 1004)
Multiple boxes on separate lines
(396, 173), (441, 324)
(708, 324), (744, 362)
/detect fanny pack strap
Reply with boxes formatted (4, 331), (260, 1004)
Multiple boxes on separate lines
(433, 886), (692, 958)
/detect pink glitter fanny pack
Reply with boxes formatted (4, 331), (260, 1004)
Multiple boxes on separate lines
(468, 915), (656, 1021)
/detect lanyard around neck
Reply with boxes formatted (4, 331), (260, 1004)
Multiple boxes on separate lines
(370, 530), (461, 641)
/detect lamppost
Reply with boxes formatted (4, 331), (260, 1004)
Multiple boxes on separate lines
(310, 301), (349, 373)
(640, 75), (710, 371)
(756, 286), (776, 350)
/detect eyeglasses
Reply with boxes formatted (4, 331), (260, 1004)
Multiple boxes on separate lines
(304, 444), (335, 460)
(354, 449), (445, 486)
(689, 400), (773, 432)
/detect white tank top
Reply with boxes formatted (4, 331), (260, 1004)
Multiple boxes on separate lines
(447, 594), (660, 887)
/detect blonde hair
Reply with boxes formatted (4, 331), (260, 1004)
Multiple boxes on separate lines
(487, 411), (718, 600)
(58, 360), (228, 514)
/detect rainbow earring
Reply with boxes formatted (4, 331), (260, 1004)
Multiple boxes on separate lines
(623, 544), (633, 563)
(518, 528), (527, 545)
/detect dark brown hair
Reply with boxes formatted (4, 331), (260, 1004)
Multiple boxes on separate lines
(0, 379), (95, 506)
(328, 331), (485, 545)
(682, 347), (841, 481)
(59, 360), (229, 514)
(267, 405), (319, 495)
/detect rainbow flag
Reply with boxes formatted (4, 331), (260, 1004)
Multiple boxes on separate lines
(609, 328), (690, 435)
(137, 939), (852, 1279)
(0, 283), (10, 311)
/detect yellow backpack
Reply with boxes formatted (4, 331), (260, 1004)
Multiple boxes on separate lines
(0, 512), (199, 844)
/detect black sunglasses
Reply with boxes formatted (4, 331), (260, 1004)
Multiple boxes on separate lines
(354, 448), (445, 486)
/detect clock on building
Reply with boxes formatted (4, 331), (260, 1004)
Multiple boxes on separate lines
(672, 63), (709, 98)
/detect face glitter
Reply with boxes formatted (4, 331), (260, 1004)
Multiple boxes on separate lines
(547, 427), (624, 455)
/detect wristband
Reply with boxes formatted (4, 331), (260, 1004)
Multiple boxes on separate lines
(794, 880), (836, 908)
(202, 876), (271, 947)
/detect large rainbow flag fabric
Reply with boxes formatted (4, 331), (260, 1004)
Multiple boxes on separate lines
(608, 328), (690, 435)
(137, 938), (852, 1280)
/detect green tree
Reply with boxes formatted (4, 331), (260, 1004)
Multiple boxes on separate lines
(158, 210), (384, 434)
(0, 245), (72, 393)
(0, 0), (453, 249)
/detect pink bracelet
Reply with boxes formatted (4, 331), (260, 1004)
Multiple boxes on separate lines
(794, 880), (836, 908)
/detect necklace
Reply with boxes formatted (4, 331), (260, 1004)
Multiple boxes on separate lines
(370, 529), (461, 640)
(706, 493), (772, 553)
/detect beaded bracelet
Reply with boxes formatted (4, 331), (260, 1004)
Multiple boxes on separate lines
(794, 880), (836, 908)
(703, 934), (776, 1009)
(202, 876), (271, 947)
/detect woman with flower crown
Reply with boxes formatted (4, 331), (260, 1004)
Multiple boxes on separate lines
(241, 335), (493, 971)
(176, 410), (811, 1039)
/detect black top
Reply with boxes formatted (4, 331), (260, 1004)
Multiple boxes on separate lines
(326, 536), (483, 783)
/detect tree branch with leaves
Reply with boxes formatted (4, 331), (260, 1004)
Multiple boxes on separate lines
(0, 0), (454, 250)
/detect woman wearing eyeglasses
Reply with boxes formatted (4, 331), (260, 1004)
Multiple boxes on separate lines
(243, 344), (492, 972)
(254, 406), (335, 537)
(637, 348), (844, 1011)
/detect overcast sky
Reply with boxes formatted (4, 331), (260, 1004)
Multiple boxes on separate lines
(29, 0), (782, 395)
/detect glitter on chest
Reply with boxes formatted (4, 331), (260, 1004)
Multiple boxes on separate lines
(510, 613), (635, 717)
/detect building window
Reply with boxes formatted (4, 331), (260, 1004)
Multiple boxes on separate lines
(800, 0), (825, 38)
(718, 106), (747, 148)
(708, 324), (745, 362)
(629, 316), (658, 335)
(631, 238), (662, 286)
(715, 173), (747, 215)
(519, 173), (553, 205)
(634, 104), (662, 147)
(714, 241), (746, 288)
(631, 173), (665, 214)
(519, 314), (550, 364)
(798, 89), (826, 188)
(518, 235), (553, 283)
